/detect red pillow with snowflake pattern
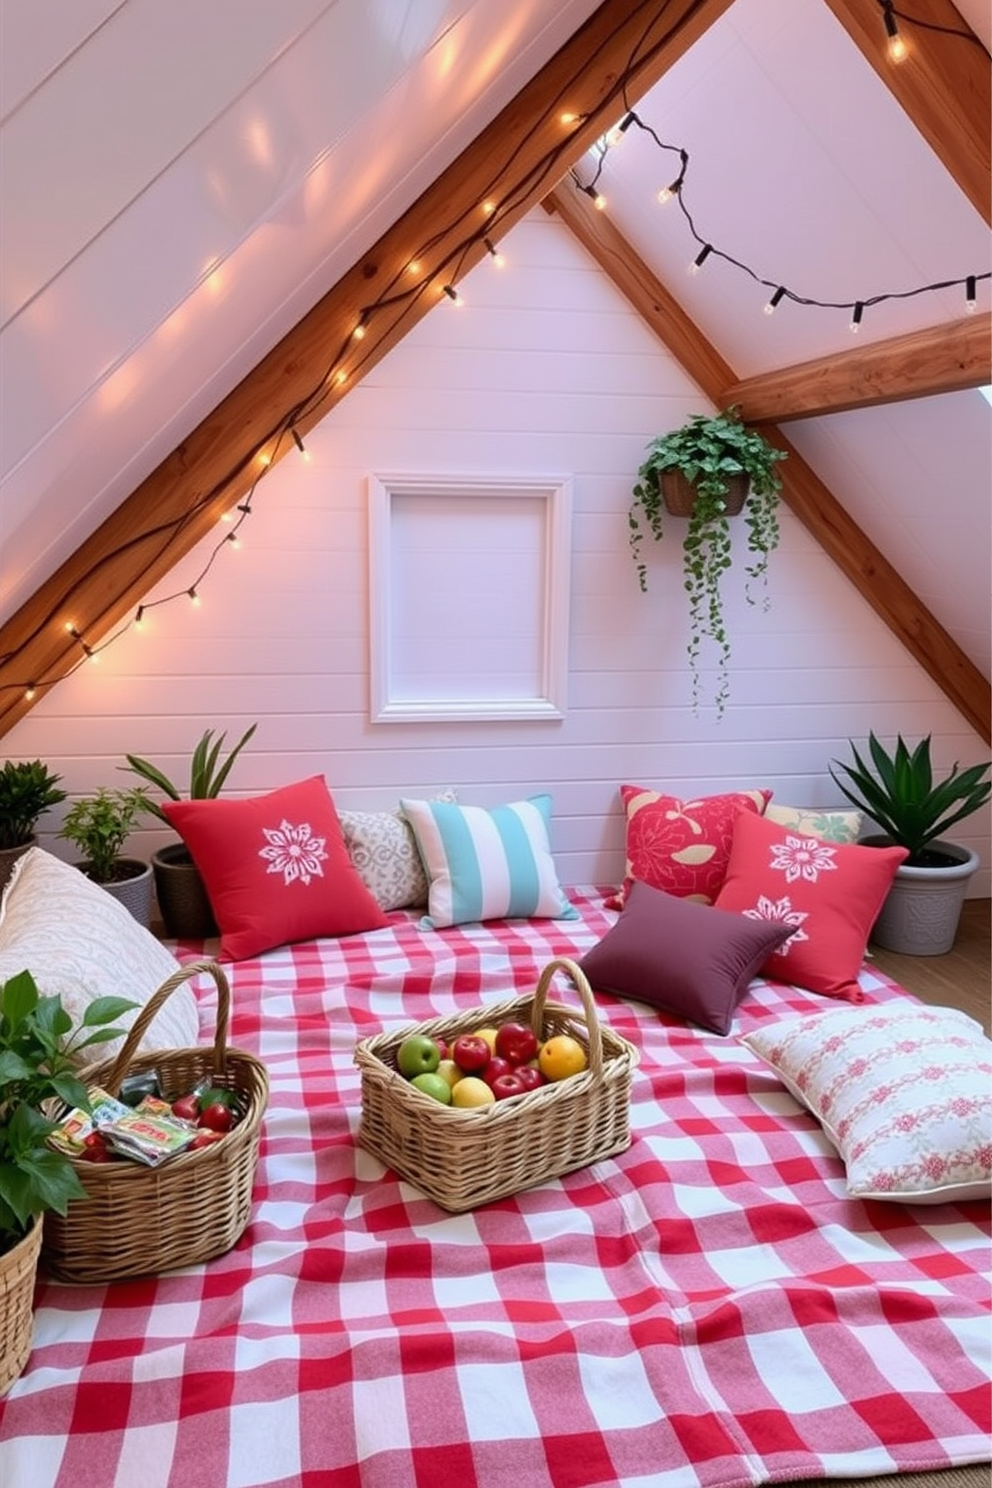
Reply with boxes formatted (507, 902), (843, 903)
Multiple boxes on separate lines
(162, 776), (388, 960)
(714, 809), (907, 1000)
(607, 785), (772, 910)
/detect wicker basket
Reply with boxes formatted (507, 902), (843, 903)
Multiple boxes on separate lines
(41, 960), (268, 1284)
(0, 1215), (43, 1396)
(354, 957), (639, 1212)
(661, 467), (749, 516)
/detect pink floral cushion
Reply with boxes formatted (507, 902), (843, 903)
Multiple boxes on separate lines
(715, 810), (906, 1000)
(743, 1002), (992, 1204)
(608, 786), (771, 910)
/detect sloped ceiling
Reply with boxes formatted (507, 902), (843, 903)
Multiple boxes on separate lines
(1, 0), (989, 733)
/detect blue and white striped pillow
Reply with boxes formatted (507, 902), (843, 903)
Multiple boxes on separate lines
(400, 794), (579, 929)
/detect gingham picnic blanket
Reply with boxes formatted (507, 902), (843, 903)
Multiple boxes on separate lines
(1, 889), (989, 1488)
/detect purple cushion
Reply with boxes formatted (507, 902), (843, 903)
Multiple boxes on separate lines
(579, 879), (792, 1035)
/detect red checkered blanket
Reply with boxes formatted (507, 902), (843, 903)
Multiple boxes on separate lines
(1, 889), (989, 1488)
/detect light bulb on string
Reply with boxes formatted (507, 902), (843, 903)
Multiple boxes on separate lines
(850, 301), (865, 334)
(484, 237), (505, 267)
(882, 3), (908, 62)
(442, 284), (463, 306)
(188, 587), (201, 607)
(763, 286), (787, 316)
(688, 244), (712, 276)
(291, 428), (311, 462)
(966, 276), (977, 314)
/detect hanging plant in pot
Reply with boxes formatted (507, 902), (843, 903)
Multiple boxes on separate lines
(830, 733), (991, 956)
(122, 724), (257, 939)
(628, 407), (787, 716)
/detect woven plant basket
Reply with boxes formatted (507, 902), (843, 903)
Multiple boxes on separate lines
(354, 957), (639, 1213)
(0, 1215), (43, 1396)
(41, 960), (268, 1284)
(661, 468), (749, 516)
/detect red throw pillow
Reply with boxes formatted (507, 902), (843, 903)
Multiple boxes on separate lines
(608, 785), (771, 910)
(715, 810), (908, 1001)
(162, 776), (388, 960)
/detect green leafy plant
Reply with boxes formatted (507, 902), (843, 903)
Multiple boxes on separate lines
(58, 786), (152, 883)
(628, 407), (787, 715)
(829, 733), (992, 866)
(0, 761), (68, 850)
(0, 968), (135, 1254)
(123, 724), (257, 825)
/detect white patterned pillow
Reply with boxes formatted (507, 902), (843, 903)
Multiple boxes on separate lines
(0, 847), (199, 1061)
(764, 803), (862, 844)
(743, 1002), (992, 1204)
(339, 791), (456, 911)
(400, 794), (578, 930)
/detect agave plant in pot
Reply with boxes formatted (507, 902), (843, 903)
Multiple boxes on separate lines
(628, 407), (787, 717)
(830, 733), (991, 956)
(0, 968), (134, 1393)
(122, 725), (257, 938)
(0, 761), (67, 896)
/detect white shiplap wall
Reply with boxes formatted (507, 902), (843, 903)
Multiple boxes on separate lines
(6, 210), (989, 894)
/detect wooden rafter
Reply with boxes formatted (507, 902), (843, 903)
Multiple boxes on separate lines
(821, 0), (991, 226)
(0, 0), (736, 737)
(545, 181), (991, 744)
(723, 313), (992, 422)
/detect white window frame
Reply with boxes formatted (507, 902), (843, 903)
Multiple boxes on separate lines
(368, 472), (572, 722)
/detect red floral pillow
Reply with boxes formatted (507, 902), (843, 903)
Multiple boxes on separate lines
(608, 786), (771, 910)
(715, 810), (907, 1001)
(163, 776), (388, 960)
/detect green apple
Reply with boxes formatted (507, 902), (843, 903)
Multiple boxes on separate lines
(411, 1071), (452, 1104)
(397, 1033), (442, 1078)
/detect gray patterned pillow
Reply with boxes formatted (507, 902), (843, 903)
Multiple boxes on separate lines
(339, 791), (456, 911)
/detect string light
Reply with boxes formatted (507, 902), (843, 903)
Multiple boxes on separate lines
(688, 243), (712, 275)
(850, 301), (865, 334)
(442, 284), (463, 305)
(352, 312), (369, 340)
(763, 286), (787, 315)
(291, 428), (311, 461)
(966, 276), (977, 313)
(881, 1), (908, 62)
(188, 587), (200, 606)
(484, 237), (505, 266)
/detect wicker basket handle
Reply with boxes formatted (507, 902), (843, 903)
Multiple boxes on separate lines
(95, 959), (231, 1097)
(529, 956), (604, 1078)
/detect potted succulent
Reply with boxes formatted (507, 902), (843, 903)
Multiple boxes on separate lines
(830, 732), (991, 955)
(0, 761), (68, 895)
(0, 968), (134, 1393)
(122, 725), (257, 938)
(58, 786), (154, 928)
(628, 407), (787, 716)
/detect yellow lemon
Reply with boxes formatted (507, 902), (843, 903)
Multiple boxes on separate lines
(538, 1035), (588, 1083)
(450, 1076), (495, 1109)
(474, 1026), (499, 1053)
(435, 1059), (463, 1092)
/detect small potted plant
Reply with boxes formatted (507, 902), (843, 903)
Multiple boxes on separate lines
(0, 761), (68, 894)
(0, 968), (134, 1393)
(122, 725), (257, 938)
(628, 407), (787, 716)
(58, 786), (154, 927)
(830, 732), (991, 955)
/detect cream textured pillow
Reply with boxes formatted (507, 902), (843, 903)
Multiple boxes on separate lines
(764, 803), (862, 844)
(0, 848), (199, 1060)
(339, 790), (456, 912)
(743, 1002), (992, 1204)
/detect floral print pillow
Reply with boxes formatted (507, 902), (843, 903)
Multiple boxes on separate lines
(608, 786), (771, 910)
(715, 809), (906, 1000)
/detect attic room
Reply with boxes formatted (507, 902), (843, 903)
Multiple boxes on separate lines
(0, 1), (990, 1484)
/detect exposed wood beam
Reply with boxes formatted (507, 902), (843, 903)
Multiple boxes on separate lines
(545, 182), (991, 743)
(0, 0), (738, 739)
(724, 313), (992, 422)
(821, 0), (991, 225)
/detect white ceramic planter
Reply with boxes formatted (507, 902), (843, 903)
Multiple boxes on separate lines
(866, 836), (980, 956)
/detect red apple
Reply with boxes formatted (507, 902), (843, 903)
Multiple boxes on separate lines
(451, 1034), (491, 1074)
(514, 1065), (546, 1092)
(482, 1056), (513, 1088)
(494, 1021), (539, 1066)
(490, 1071), (528, 1100)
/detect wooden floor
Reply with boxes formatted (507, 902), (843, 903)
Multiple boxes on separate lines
(867, 898), (991, 1033)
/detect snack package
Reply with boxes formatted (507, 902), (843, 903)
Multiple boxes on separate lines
(47, 1086), (132, 1157)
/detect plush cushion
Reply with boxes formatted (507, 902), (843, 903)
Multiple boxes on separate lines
(764, 803), (862, 844)
(400, 794), (578, 930)
(580, 879), (792, 1035)
(339, 791), (456, 911)
(163, 776), (388, 960)
(742, 1002), (992, 1204)
(715, 811), (907, 1001)
(0, 847), (197, 1059)
(608, 785), (771, 910)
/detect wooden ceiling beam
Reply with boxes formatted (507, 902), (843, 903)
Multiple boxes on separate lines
(821, 0), (990, 225)
(0, 0), (737, 738)
(545, 182), (991, 743)
(723, 312), (992, 422)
